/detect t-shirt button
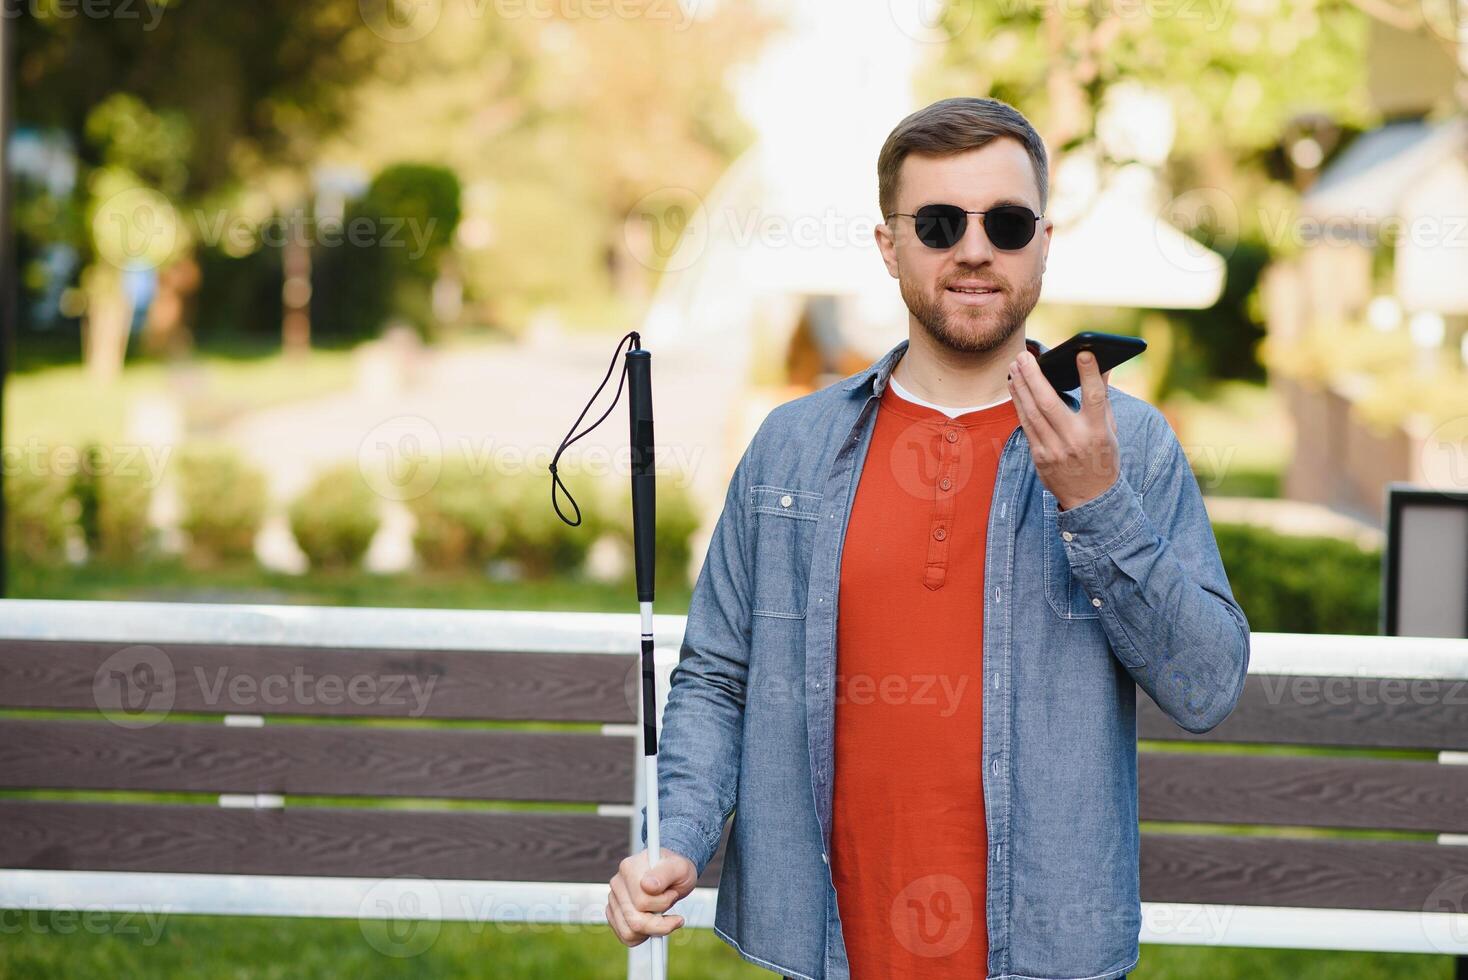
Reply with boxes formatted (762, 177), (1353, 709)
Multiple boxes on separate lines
(944, 430), (959, 443)
(939, 477), (953, 491)
(933, 527), (947, 541)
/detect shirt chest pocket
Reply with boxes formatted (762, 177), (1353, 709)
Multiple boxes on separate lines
(1040, 488), (1102, 620)
(749, 485), (822, 619)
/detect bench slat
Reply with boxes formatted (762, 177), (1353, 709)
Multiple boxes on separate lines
(0, 801), (622, 883)
(1139, 752), (1468, 833)
(1140, 833), (1468, 912)
(0, 640), (636, 722)
(1139, 675), (1468, 750)
(0, 720), (634, 804)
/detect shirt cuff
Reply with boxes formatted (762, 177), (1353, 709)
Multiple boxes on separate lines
(1054, 471), (1147, 563)
(639, 808), (716, 876)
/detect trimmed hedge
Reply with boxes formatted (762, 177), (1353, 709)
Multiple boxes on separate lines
(289, 464), (382, 570)
(1213, 521), (1380, 635)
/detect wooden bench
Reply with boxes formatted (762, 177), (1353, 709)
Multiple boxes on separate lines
(1, 600), (1466, 976)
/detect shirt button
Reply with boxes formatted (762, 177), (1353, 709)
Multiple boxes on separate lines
(780, 494), (793, 508)
(1092, 596), (1103, 607)
(822, 852), (829, 864)
(944, 430), (958, 443)
(1061, 530), (1073, 542)
(939, 477), (952, 491)
(933, 527), (947, 541)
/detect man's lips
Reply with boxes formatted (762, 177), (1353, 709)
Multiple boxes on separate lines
(945, 284), (1002, 304)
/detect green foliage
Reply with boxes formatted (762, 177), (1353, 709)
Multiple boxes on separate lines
(1214, 522), (1380, 634)
(488, 472), (602, 579)
(176, 445), (268, 566)
(76, 444), (157, 564)
(363, 163), (462, 279)
(289, 464), (382, 570)
(605, 479), (704, 587)
(4, 468), (76, 566)
(308, 198), (397, 343)
(407, 458), (501, 571)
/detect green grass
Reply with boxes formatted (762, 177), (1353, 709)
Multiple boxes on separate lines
(6, 555), (692, 613)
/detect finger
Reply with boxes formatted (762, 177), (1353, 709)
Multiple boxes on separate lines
(634, 884), (680, 915)
(618, 884), (681, 938)
(1008, 357), (1060, 448)
(1015, 350), (1077, 429)
(606, 898), (643, 947)
(1076, 350), (1110, 420)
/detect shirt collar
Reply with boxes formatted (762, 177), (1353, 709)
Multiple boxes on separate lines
(841, 334), (1053, 397)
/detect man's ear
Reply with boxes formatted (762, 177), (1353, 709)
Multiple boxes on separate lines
(874, 220), (901, 279)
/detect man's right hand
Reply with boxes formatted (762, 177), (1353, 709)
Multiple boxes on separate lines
(605, 847), (697, 947)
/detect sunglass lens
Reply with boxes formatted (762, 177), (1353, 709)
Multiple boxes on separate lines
(984, 206), (1036, 249)
(914, 205), (966, 249)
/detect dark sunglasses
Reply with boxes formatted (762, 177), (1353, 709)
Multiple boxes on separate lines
(885, 203), (1043, 251)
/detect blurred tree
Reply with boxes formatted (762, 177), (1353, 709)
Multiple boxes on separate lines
(15, 0), (388, 376)
(934, 0), (1379, 390)
(319, 3), (776, 334)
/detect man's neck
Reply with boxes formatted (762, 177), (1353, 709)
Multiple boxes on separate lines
(891, 325), (1028, 408)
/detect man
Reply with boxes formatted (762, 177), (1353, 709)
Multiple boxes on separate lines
(606, 96), (1250, 980)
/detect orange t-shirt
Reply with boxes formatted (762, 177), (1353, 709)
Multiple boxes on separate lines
(830, 377), (1019, 978)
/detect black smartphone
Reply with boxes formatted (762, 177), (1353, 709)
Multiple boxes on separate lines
(1034, 331), (1146, 392)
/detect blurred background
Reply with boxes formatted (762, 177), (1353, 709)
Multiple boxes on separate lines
(2, 0), (1467, 975)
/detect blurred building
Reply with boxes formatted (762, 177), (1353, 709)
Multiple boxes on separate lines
(1260, 21), (1468, 522)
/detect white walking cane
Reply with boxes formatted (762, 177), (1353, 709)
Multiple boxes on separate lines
(551, 329), (668, 979)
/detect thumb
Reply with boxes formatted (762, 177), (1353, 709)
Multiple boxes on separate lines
(642, 870), (661, 892)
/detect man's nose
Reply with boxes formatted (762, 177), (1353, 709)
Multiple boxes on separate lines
(952, 213), (995, 265)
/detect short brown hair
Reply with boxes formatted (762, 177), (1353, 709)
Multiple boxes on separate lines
(878, 97), (1049, 221)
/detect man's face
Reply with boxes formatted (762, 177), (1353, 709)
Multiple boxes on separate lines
(876, 139), (1052, 355)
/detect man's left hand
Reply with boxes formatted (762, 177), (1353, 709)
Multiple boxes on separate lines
(1007, 349), (1120, 511)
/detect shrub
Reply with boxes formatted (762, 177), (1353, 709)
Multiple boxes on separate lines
(604, 479), (703, 587)
(407, 457), (500, 571)
(72, 442), (156, 563)
(1213, 522), (1380, 634)
(176, 445), (268, 566)
(5, 468), (76, 566)
(488, 472), (601, 579)
(289, 464), (382, 570)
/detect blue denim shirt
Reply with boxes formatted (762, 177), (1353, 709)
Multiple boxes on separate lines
(642, 336), (1250, 979)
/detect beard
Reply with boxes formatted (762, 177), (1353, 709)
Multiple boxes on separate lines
(899, 267), (1042, 355)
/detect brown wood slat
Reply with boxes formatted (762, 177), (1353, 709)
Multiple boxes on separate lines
(1140, 752), (1468, 833)
(0, 639), (636, 722)
(0, 801), (621, 882)
(1138, 675), (1468, 750)
(0, 720), (635, 804)
(1140, 833), (1468, 912)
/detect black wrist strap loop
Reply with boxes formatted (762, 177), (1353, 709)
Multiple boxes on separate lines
(550, 330), (640, 526)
